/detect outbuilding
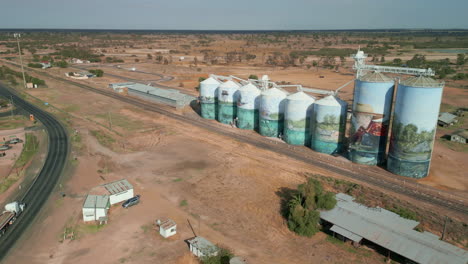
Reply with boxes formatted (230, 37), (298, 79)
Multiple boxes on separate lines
(82, 194), (110, 222)
(157, 219), (177, 238)
(102, 179), (134, 205)
(187, 236), (219, 258)
(438, 112), (458, 127)
(450, 129), (468, 144)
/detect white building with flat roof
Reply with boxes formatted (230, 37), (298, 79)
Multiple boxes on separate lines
(157, 219), (177, 238)
(82, 195), (110, 222)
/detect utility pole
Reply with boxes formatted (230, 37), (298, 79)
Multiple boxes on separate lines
(14, 33), (27, 89)
(108, 111), (113, 130)
(9, 96), (13, 119)
(441, 216), (448, 241)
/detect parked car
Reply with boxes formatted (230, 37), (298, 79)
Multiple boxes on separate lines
(122, 195), (140, 208)
(7, 138), (22, 144)
(0, 145), (11, 151)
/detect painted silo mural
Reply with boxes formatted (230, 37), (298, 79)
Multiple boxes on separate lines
(237, 83), (261, 130)
(310, 95), (348, 154)
(387, 77), (444, 178)
(259, 88), (287, 137)
(349, 73), (395, 165)
(217, 80), (240, 124)
(199, 77), (220, 119)
(284, 92), (315, 146)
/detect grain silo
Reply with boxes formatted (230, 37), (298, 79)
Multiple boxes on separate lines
(217, 80), (240, 124)
(199, 77), (221, 119)
(237, 82), (261, 130)
(387, 76), (444, 178)
(348, 72), (395, 165)
(259, 87), (288, 137)
(284, 91), (315, 146)
(310, 95), (348, 154)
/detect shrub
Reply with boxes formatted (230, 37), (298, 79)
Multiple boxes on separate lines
(27, 63), (42, 68)
(248, 74), (258, 80)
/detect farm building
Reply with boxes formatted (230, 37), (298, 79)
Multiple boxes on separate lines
(450, 129), (468, 144)
(157, 219), (177, 238)
(187, 236), (219, 258)
(320, 193), (468, 264)
(82, 194), (110, 222)
(438, 112), (458, 127)
(101, 179), (134, 205)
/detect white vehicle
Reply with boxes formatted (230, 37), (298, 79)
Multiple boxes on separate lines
(0, 201), (25, 237)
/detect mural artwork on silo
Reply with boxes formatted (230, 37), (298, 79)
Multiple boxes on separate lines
(259, 88), (287, 137)
(387, 77), (444, 178)
(237, 83), (261, 130)
(284, 92), (315, 146)
(349, 73), (395, 165)
(310, 95), (347, 154)
(217, 80), (240, 124)
(199, 77), (220, 119)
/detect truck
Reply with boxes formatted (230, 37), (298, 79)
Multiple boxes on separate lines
(0, 201), (25, 237)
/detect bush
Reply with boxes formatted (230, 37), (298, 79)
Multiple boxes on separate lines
(89, 69), (104, 77)
(248, 74), (258, 80)
(54, 60), (68, 68)
(201, 247), (233, 264)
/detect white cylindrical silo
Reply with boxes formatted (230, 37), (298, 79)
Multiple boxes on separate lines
(284, 91), (315, 146)
(237, 83), (261, 130)
(259, 87), (288, 137)
(199, 77), (221, 119)
(217, 80), (240, 124)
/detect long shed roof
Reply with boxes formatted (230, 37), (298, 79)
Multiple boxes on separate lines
(320, 193), (468, 264)
(83, 194), (109, 209)
(103, 179), (133, 195)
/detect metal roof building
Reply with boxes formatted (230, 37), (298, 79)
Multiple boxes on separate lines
(82, 194), (110, 222)
(187, 236), (219, 258)
(438, 112), (458, 127)
(101, 179), (134, 205)
(109, 82), (195, 109)
(320, 193), (468, 264)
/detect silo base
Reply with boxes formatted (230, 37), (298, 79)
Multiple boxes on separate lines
(201, 103), (217, 120)
(311, 140), (343, 155)
(237, 108), (259, 130)
(387, 155), (430, 178)
(217, 103), (236, 124)
(348, 149), (385, 166)
(284, 129), (310, 146)
(259, 119), (283, 138)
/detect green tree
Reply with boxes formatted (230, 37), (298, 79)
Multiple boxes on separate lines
(316, 192), (337, 210)
(456, 54), (466, 65)
(393, 58), (402, 65)
(54, 60), (68, 68)
(248, 74), (258, 80)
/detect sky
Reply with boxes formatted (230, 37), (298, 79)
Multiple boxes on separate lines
(0, 0), (467, 30)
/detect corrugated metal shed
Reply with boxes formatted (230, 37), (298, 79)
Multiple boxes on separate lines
(103, 179), (133, 195)
(451, 129), (468, 139)
(438, 112), (458, 124)
(401, 76), (444, 88)
(320, 193), (468, 264)
(359, 72), (393, 83)
(187, 236), (219, 255)
(83, 194), (109, 209)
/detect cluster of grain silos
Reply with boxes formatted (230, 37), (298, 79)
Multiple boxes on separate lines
(198, 73), (444, 179)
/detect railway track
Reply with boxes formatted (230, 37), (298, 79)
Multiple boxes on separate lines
(2, 60), (467, 218)
(0, 84), (69, 261)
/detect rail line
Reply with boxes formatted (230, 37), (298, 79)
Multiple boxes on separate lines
(2, 61), (467, 218)
(0, 83), (69, 261)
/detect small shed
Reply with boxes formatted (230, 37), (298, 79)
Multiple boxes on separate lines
(438, 112), (458, 127)
(157, 219), (177, 238)
(230, 257), (248, 264)
(450, 129), (468, 144)
(102, 179), (134, 205)
(82, 194), (110, 222)
(187, 236), (219, 258)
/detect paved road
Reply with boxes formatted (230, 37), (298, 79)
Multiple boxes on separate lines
(0, 84), (69, 261)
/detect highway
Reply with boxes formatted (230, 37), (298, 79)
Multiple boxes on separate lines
(0, 83), (69, 261)
(1, 60), (467, 219)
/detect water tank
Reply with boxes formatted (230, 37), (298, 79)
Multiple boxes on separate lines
(237, 83), (261, 130)
(284, 91), (315, 146)
(217, 80), (240, 124)
(349, 72), (395, 165)
(259, 88), (288, 137)
(310, 95), (348, 154)
(199, 77), (221, 119)
(387, 76), (444, 178)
